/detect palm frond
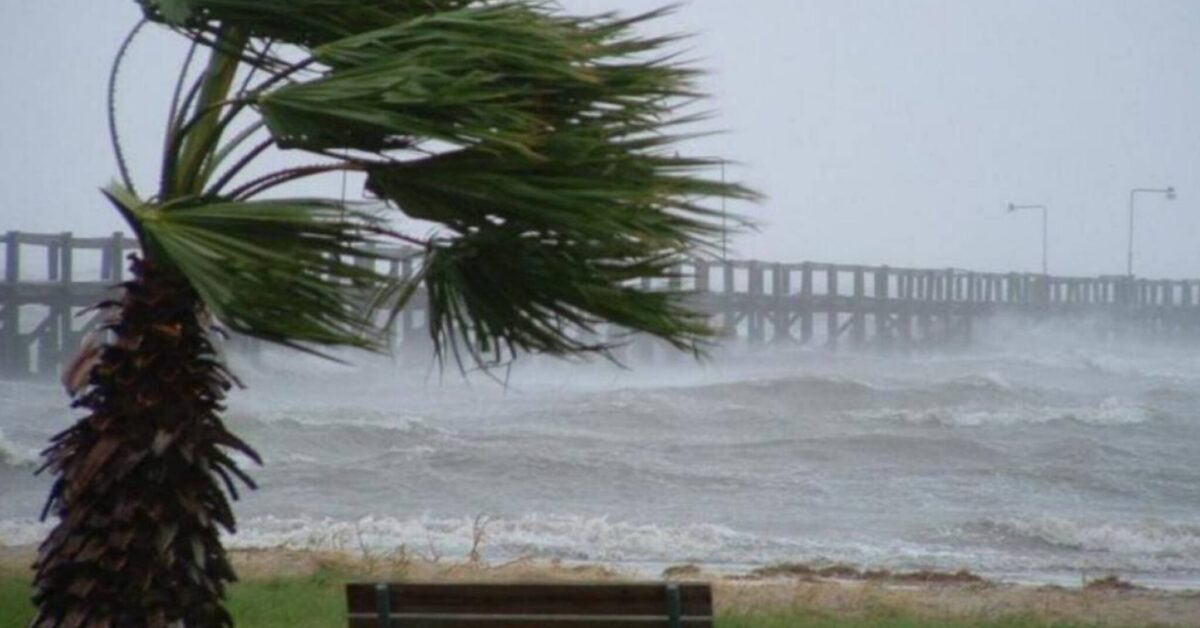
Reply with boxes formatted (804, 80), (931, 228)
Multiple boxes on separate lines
(138, 0), (473, 45)
(106, 183), (396, 353)
(366, 137), (751, 239)
(256, 7), (565, 151)
(419, 230), (712, 364)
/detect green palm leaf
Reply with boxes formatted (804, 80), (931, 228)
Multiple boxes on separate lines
(107, 183), (396, 354)
(254, 4), (692, 154)
(139, 0), (471, 42)
(420, 230), (711, 364)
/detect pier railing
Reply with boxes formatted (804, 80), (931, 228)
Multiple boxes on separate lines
(3, 231), (1198, 377)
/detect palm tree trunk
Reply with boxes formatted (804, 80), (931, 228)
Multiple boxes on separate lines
(32, 255), (258, 628)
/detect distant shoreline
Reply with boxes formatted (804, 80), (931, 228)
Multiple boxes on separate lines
(4, 544), (1199, 626)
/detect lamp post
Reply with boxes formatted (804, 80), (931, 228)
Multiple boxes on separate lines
(1127, 187), (1176, 277)
(1008, 203), (1049, 275)
(720, 160), (728, 261)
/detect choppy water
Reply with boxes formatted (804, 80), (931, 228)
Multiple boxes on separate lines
(3, 324), (1199, 588)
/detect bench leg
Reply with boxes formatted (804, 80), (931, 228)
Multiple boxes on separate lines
(376, 583), (392, 628)
(666, 583), (681, 628)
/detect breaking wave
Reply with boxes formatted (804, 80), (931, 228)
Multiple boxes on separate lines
(847, 397), (1165, 427)
(948, 517), (1200, 573)
(224, 514), (784, 565)
(0, 429), (36, 469)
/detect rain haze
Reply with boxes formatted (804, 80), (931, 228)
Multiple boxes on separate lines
(3, 1), (1200, 622)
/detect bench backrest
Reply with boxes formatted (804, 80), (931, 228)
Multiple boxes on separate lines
(345, 582), (714, 627)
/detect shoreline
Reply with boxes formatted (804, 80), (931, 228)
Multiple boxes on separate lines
(4, 545), (1199, 626)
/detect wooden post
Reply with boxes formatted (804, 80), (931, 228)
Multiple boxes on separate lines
(826, 267), (839, 348)
(747, 262), (764, 345)
(722, 261), (737, 340)
(667, 264), (683, 292)
(60, 233), (73, 284)
(4, 231), (17, 284)
(772, 264), (791, 343)
(800, 263), (813, 344)
(875, 266), (891, 348)
(111, 232), (125, 283)
(694, 261), (710, 293)
(51, 232), (74, 374)
(944, 270), (957, 345)
(3, 232), (22, 376)
(851, 268), (866, 346)
(898, 272), (914, 346)
(692, 261), (710, 336)
(919, 271), (936, 344)
(401, 257), (416, 347)
(48, 241), (60, 281)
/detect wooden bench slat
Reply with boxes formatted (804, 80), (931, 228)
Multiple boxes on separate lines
(346, 584), (712, 616)
(348, 617), (714, 628)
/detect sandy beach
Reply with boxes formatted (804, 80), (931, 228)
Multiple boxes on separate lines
(4, 545), (1198, 626)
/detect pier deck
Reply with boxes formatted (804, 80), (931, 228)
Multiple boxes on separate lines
(3, 231), (1198, 377)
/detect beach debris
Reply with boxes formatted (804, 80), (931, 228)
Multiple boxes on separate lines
(744, 562), (988, 585)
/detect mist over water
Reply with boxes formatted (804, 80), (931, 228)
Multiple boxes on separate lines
(3, 319), (1199, 588)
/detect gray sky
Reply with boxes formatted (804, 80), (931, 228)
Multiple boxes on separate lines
(3, 1), (1199, 277)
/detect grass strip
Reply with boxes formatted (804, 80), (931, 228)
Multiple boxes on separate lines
(0, 571), (1126, 628)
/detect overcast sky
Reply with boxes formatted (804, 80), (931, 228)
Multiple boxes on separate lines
(3, 1), (1199, 277)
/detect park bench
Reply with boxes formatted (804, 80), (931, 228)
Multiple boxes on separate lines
(345, 582), (714, 627)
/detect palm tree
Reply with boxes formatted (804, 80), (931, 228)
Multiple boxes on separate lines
(31, 1), (754, 626)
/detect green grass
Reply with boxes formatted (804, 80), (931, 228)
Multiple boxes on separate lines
(0, 571), (33, 627)
(0, 571), (1123, 628)
(717, 615), (1106, 628)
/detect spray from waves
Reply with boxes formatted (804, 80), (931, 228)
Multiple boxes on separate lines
(610, 372), (1042, 423)
(0, 519), (53, 546)
(6, 512), (935, 572)
(946, 517), (1200, 571)
(845, 396), (1167, 428)
(222, 514), (785, 565)
(6, 511), (1200, 581)
(0, 429), (37, 469)
(219, 413), (452, 469)
(215, 514), (1200, 579)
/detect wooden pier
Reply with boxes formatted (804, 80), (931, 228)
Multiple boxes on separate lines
(3, 231), (1199, 377)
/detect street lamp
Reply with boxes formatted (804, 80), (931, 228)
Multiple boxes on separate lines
(1127, 187), (1176, 277)
(1008, 203), (1049, 275)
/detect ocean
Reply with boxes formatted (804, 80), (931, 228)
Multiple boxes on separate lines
(2, 322), (1199, 589)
